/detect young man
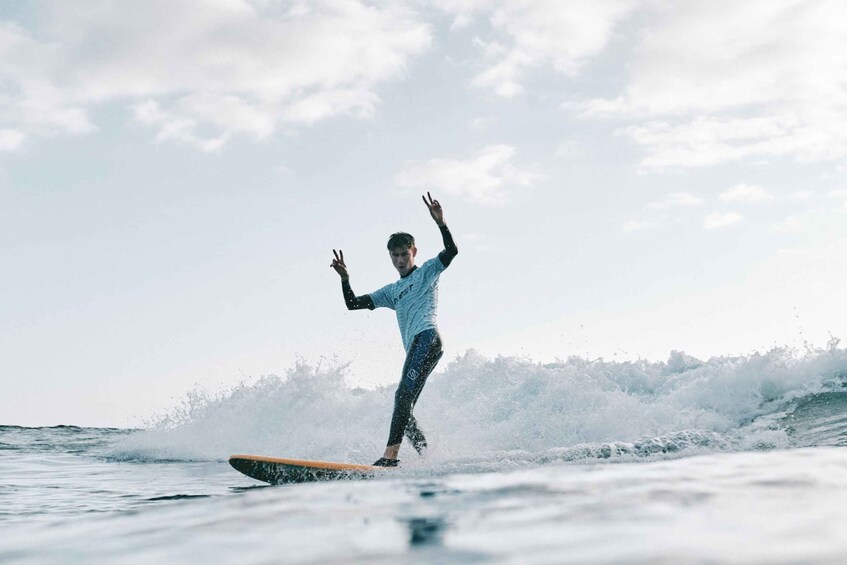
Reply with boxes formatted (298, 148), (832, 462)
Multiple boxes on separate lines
(330, 192), (458, 467)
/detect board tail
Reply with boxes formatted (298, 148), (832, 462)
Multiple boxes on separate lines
(229, 455), (384, 484)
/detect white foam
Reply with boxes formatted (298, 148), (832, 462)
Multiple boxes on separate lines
(114, 345), (847, 465)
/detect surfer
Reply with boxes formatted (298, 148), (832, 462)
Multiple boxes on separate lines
(330, 192), (458, 467)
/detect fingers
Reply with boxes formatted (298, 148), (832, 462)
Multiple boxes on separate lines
(331, 249), (346, 269)
(422, 191), (438, 208)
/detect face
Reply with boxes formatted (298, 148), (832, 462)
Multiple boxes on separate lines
(389, 245), (417, 276)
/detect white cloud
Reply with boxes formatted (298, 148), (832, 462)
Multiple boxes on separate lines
(450, 13), (474, 30)
(790, 190), (814, 200)
(395, 144), (543, 205)
(554, 140), (580, 159)
(469, 116), (497, 131)
(471, 46), (530, 97)
(132, 100), (168, 126)
(281, 88), (380, 125)
(617, 114), (846, 170)
(646, 192), (704, 209)
(0, 22), (95, 138)
(622, 220), (657, 232)
(773, 215), (803, 233)
(575, 1), (847, 168)
(435, 0), (636, 97)
(0, 1), (431, 149)
(719, 183), (773, 203)
(0, 129), (25, 151)
(704, 211), (743, 230)
(131, 99), (229, 153)
(429, 0), (495, 12)
(177, 93), (277, 138)
(830, 190), (847, 212)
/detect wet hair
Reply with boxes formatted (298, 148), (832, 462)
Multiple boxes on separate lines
(387, 232), (415, 250)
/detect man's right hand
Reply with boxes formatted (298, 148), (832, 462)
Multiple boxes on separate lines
(330, 249), (349, 280)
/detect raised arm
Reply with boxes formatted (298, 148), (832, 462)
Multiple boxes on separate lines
(330, 249), (375, 310)
(422, 192), (458, 267)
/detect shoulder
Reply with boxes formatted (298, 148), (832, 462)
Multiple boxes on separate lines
(421, 256), (446, 275)
(373, 280), (399, 296)
(370, 282), (397, 308)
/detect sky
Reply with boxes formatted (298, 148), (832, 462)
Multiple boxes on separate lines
(2, 0), (846, 427)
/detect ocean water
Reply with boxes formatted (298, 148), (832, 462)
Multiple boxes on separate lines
(2, 345), (847, 563)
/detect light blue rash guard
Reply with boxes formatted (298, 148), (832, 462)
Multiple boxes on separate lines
(368, 256), (446, 352)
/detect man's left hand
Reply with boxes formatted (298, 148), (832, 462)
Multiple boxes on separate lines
(422, 191), (445, 226)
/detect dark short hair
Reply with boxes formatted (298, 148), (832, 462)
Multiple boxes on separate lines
(387, 232), (415, 250)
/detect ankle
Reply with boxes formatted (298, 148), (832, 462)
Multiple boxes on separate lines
(383, 444), (400, 460)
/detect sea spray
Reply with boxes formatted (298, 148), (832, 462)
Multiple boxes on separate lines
(114, 345), (847, 465)
(118, 361), (392, 462)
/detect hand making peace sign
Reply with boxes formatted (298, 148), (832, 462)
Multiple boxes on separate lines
(422, 191), (445, 226)
(330, 249), (349, 281)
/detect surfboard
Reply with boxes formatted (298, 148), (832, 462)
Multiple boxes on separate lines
(229, 454), (386, 484)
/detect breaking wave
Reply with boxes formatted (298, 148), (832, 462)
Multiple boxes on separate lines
(113, 343), (847, 468)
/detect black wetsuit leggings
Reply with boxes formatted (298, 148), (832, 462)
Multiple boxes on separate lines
(386, 329), (443, 447)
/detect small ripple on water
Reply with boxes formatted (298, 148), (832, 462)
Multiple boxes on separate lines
(146, 494), (212, 502)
